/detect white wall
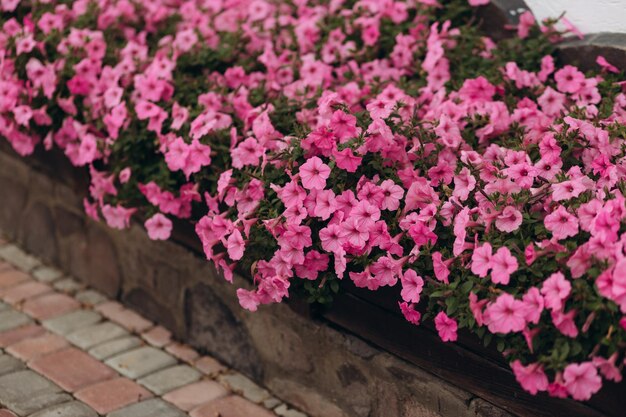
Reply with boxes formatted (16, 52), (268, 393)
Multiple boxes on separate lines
(525, 0), (626, 34)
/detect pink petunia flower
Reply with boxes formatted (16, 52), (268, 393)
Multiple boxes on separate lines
(544, 206), (578, 240)
(511, 360), (549, 395)
(299, 156), (331, 190)
(490, 247), (518, 285)
(434, 311), (458, 342)
(484, 293), (526, 334)
(471, 243), (493, 278)
(400, 270), (424, 303)
(541, 272), (571, 311)
(495, 206), (523, 233)
(144, 213), (172, 240)
(563, 362), (602, 401)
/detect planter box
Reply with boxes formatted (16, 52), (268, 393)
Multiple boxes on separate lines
(2, 141), (625, 417)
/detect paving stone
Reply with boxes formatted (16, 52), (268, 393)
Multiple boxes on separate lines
(218, 372), (272, 404)
(75, 290), (107, 306)
(263, 397), (282, 410)
(7, 332), (68, 361)
(190, 395), (276, 417)
(29, 348), (116, 393)
(141, 326), (172, 348)
(0, 269), (29, 289)
(1, 281), (51, 305)
(0, 354), (25, 376)
(138, 365), (202, 396)
(107, 398), (186, 417)
(0, 324), (45, 348)
(53, 278), (84, 294)
(163, 380), (228, 411)
(22, 293), (81, 320)
(0, 245), (40, 272)
(43, 310), (102, 336)
(28, 401), (98, 417)
(66, 322), (128, 350)
(275, 404), (308, 417)
(75, 377), (152, 414)
(106, 346), (177, 379)
(88, 336), (143, 360)
(0, 310), (31, 333)
(0, 301), (9, 311)
(0, 410), (16, 417)
(194, 356), (227, 377)
(32, 266), (64, 284)
(0, 370), (68, 416)
(96, 301), (152, 333)
(165, 342), (199, 363)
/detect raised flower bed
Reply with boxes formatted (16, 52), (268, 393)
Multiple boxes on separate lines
(2, 0), (626, 416)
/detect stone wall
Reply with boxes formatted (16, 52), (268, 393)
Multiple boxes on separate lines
(0, 146), (514, 417)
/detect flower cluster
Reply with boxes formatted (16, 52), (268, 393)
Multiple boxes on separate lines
(2, 0), (626, 402)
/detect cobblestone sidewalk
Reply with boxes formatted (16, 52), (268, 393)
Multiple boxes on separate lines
(0, 233), (307, 417)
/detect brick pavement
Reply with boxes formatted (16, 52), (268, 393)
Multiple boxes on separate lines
(0, 233), (307, 417)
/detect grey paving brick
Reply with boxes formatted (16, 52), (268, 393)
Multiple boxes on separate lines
(0, 310), (31, 332)
(106, 346), (177, 379)
(88, 336), (142, 360)
(29, 401), (98, 417)
(32, 266), (64, 283)
(0, 301), (10, 311)
(0, 370), (68, 416)
(75, 290), (107, 306)
(43, 310), (102, 336)
(53, 278), (84, 294)
(138, 364), (202, 395)
(218, 372), (271, 404)
(0, 245), (40, 272)
(0, 354), (25, 376)
(106, 398), (186, 417)
(275, 404), (308, 417)
(66, 321), (128, 349)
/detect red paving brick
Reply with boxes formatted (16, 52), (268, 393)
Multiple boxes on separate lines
(22, 292), (80, 320)
(75, 377), (152, 414)
(7, 332), (69, 362)
(163, 380), (228, 411)
(2, 281), (51, 305)
(0, 324), (46, 348)
(0, 269), (30, 289)
(96, 301), (152, 333)
(29, 347), (116, 392)
(190, 395), (276, 417)
(165, 342), (199, 363)
(0, 410), (17, 417)
(195, 356), (227, 377)
(142, 326), (172, 348)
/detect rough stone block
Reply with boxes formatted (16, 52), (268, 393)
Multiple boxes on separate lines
(106, 346), (177, 379)
(137, 365), (202, 396)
